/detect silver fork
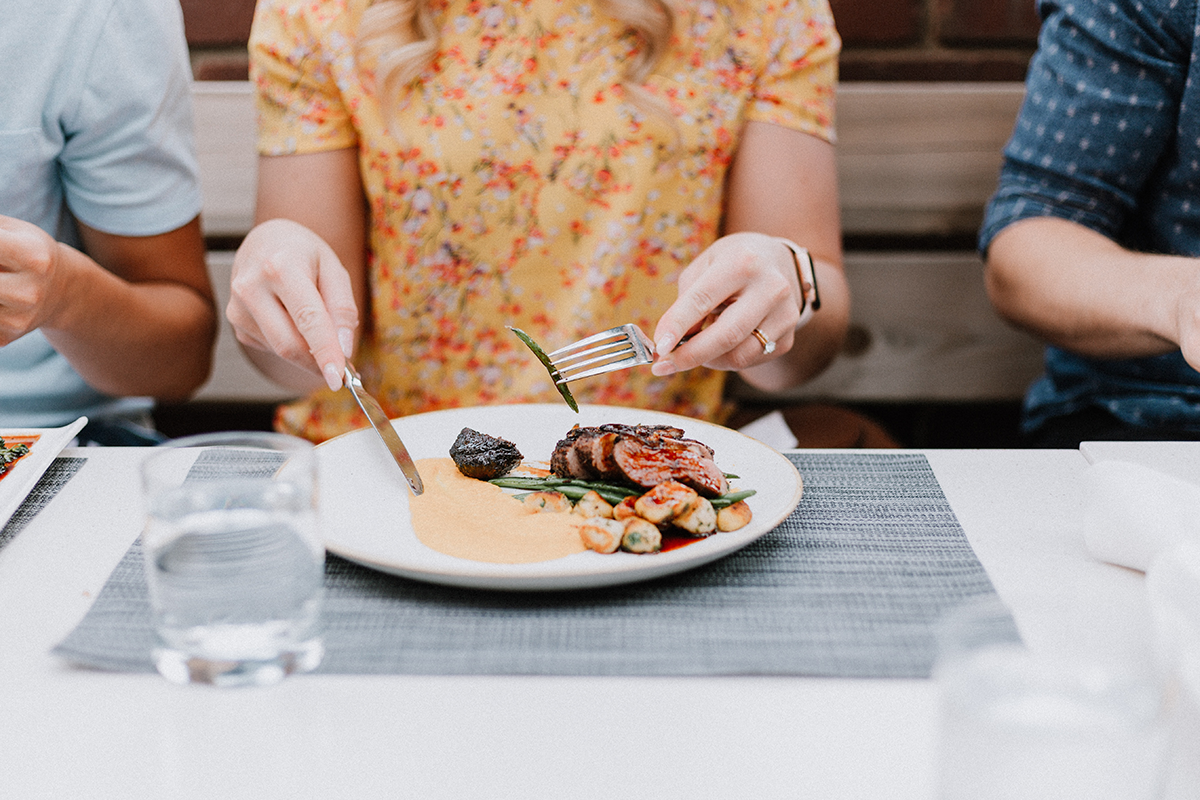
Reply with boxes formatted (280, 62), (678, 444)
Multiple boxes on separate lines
(547, 323), (657, 384)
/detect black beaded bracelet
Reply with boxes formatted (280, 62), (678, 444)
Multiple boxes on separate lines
(777, 237), (820, 328)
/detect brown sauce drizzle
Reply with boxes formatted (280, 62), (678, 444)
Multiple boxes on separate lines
(659, 531), (708, 553)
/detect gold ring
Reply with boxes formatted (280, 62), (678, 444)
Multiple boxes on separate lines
(751, 327), (776, 355)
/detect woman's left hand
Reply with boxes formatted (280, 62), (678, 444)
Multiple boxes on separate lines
(651, 231), (802, 376)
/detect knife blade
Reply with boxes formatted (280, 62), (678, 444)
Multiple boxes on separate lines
(343, 362), (424, 496)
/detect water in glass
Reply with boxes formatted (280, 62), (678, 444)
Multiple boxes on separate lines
(141, 433), (324, 687)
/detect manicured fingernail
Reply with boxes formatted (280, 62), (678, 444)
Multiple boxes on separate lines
(655, 336), (675, 355)
(651, 360), (676, 377)
(338, 328), (354, 358)
(323, 363), (343, 392)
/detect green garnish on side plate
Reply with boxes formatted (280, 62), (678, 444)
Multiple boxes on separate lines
(508, 326), (580, 412)
(0, 437), (31, 477)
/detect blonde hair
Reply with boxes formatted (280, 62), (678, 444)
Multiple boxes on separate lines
(356, 0), (675, 130)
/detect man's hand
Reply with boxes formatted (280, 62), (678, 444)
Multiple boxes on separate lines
(0, 215), (68, 345)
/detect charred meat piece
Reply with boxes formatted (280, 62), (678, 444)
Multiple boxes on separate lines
(550, 423), (729, 497)
(449, 428), (523, 479)
(549, 425), (598, 479)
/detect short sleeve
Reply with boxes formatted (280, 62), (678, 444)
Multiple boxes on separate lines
(744, 0), (840, 142)
(250, 0), (359, 156)
(58, 0), (201, 237)
(978, 0), (1189, 252)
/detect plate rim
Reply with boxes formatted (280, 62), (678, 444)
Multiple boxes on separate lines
(0, 416), (88, 530)
(317, 404), (803, 591)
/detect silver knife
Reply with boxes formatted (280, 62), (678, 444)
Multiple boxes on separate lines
(343, 362), (424, 495)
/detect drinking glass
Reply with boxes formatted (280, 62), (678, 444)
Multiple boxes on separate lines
(933, 595), (1165, 800)
(140, 431), (324, 686)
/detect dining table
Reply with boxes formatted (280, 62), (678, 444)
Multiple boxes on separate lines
(0, 440), (1188, 799)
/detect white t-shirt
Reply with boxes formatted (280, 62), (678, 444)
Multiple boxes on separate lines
(0, 0), (203, 428)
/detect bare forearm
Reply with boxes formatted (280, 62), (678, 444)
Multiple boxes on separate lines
(226, 150), (367, 393)
(40, 241), (216, 400)
(985, 217), (1194, 360)
(721, 122), (849, 393)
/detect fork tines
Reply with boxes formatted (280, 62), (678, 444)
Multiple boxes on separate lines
(548, 323), (656, 384)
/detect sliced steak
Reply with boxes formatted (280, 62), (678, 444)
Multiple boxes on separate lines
(549, 425), (588, 478)
(549, 423), (728, 497)
(610, 434), (728, 497)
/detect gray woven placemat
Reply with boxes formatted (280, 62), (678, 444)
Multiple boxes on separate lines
(0, 456), (87, 551)
(53, 452), (1014, 678)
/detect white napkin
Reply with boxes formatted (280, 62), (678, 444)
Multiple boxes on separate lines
(1083, 465), (1200, 791)
(1147, 541), (1200, 674)
(1146, 541), (1200, 793)
(736, 410), (798, 451)
(1081, 460), (1200, 572)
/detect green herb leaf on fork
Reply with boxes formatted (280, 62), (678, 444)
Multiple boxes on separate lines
(508, 326), (580, 412)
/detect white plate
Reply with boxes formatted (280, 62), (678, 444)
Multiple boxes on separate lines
(317, 404), (803, 591)
(0, 417), (88, 529)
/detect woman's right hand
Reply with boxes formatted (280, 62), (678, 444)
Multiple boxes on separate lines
(227, 218), (360, 392)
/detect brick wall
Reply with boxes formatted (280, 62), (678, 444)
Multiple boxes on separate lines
(184, 0), (1040, 82)
(834, 0), (1039, 81)
(181, 0), (255, 80)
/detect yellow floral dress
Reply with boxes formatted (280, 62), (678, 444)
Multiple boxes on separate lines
(250, 0), (839, 442)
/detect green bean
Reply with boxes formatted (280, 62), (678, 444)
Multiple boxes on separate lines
(562, 479), (640, 497)
(493, 477), (626, 505)
(489, 477), (558, 490)
(492, 474), (755, 510)
(508, 326), (579, 412)
(547, 485), (592, 501)
(511, 485), (617, 504)
(710, 489), (756, 509)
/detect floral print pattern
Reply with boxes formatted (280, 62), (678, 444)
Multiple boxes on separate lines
(250, 0), (839, 442)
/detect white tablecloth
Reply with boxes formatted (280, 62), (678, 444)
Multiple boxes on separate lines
(0, 447), (1163, 799)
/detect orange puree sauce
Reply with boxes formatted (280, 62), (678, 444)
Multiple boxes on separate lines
(408, 458), (587, 564)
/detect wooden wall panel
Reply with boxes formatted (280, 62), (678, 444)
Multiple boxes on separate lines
(194, 82), (257, 238)
(729, 252), (1043, 404)
(835, 83), (1023, 236)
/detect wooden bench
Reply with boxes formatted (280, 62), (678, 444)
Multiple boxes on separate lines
(189, 81), (1042, 428)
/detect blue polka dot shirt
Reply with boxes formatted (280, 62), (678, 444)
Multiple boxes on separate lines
(979, 0), (1200, 434)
